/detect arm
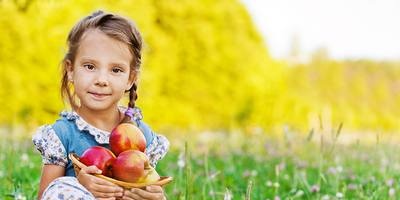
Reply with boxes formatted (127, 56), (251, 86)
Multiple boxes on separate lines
(33, 125), (122, 199)
(37, 164), (65, 199)
(77, 165), (123, 199)
(38, 163), (124, 200)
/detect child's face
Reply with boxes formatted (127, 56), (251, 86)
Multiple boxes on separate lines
(67, 29), (134, 112)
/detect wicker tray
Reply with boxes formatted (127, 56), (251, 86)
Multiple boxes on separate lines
(69, 153), (173, 188)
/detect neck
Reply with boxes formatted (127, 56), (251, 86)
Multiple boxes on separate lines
(76, 106), (122, 132)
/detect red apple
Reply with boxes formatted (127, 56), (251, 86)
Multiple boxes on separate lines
(79, 146), (116, 177)
(109, 123), (146, 156)
(112, 150), (149, 182)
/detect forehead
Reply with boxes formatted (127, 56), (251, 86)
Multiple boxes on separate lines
(76, 29), (132, 65)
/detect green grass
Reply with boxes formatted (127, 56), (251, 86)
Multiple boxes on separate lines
(1, 132), (400, 200)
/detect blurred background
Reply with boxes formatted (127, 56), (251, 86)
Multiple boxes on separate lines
(2, 1), (400, 199)
(1, 0), (400, 138)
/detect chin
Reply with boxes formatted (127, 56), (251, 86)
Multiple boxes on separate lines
(80, 100), (117, 111)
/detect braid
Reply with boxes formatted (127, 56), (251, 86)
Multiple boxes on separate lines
(121, 83), (138, 123)
(128, 83), (138, 109)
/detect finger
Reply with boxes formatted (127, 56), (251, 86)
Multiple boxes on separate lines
(80, 165), (102, 174)
(130, 188), (165, 200)
(89, 178), (123, 195)
(122, 190), (142, 200)
(78, 173), (119, 187)
(91, 183), (124, 195)
(92, 176), (124, 188)
(145, 185), (163, 193)
(79, 173), (124, 196)
(97, 198), (116, 200)
(122, 196), (139, 200)
(92, 189), (122, 199)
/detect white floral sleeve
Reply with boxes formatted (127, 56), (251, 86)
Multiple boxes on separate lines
(145, 134), (170, 167)
(32, 125), (68, 166)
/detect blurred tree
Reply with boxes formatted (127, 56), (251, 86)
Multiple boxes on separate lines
(1, 0), (399, 134)
(0, 0), (283, 134)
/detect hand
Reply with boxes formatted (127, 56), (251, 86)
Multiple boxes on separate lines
(77, 165), (124, 200)
(122, 185), (166, 200)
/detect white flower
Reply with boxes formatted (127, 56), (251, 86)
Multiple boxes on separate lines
(224, 188), (233, 200)
(327, 167), (337, 175)
(310, 184), (320, 193)
(322, 194), (330, 200)
(347, 183), (357, 190)
(389, 188), (395, 197)
(336, 192), (344, 198)
(177, 152), (185, 168)
(21, 153), (29, 163)
(209, 171), (220, 180)
(251, 170), (258, 177)
(336, 166), (343, 173)
(209, 189), (215, 196)
(295, 190), (304, 197)
(386, 179), (394, 187)
(265, 180), (273, 187)
(14, 193), (27, 200)
(283, 174), (290, 180)
(273, 182), (280, 188)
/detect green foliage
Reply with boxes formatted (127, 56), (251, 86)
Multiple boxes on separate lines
(2, 134), (400, 199)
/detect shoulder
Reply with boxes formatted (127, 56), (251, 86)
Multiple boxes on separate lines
(32, 124), (59, 148)
(32, 111), (77, 154)
(32, 123), (68, 166)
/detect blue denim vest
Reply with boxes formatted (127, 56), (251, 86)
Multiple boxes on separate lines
(52, 117), (154, 177)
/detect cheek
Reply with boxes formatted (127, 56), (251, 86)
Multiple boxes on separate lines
(73, 76), (94, 94)
(116, 75), (132, 89)
(118, 82), (131, 92)
(74, 76), (91, 88)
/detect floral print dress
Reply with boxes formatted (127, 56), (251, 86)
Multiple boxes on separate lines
(32, 107), (169, 200)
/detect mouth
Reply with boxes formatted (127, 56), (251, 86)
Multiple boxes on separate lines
(88, 92), (111, 99)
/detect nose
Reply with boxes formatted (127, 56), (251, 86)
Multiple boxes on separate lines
(95, 70), (109, 87)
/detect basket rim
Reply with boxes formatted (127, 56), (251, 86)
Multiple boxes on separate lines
(68, 153), (173, 188)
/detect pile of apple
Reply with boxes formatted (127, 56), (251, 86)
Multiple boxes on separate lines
(79, 123), (160, 183)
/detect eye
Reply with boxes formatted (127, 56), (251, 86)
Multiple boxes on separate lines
(83, 64), (95, 70)
(112, 67), (124, 73)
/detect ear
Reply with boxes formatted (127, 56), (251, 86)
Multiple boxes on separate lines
(65, 59), (74, 81)
(126, 73), (137, 90)
(126, 79), (135, 91)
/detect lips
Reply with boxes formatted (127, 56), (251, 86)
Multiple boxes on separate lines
(88, 92), (111, 100)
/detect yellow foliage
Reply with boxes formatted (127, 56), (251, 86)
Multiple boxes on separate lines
(0, 0), (283, 133)
(1, 0), (398, 134)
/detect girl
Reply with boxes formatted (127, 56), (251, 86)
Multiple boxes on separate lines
(32, 10), (169, 200)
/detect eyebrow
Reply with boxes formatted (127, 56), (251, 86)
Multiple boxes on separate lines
(79, 57), (129, 68)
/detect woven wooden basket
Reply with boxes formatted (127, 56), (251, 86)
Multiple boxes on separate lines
(69, 153), (173, 188)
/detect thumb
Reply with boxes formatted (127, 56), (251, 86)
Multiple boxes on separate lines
(81, 165), (102, 175)
(146, 185), (163, 193)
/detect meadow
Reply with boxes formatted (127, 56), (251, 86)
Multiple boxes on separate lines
(1, 1), (400, 200)
(1, 128), (399, 200)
